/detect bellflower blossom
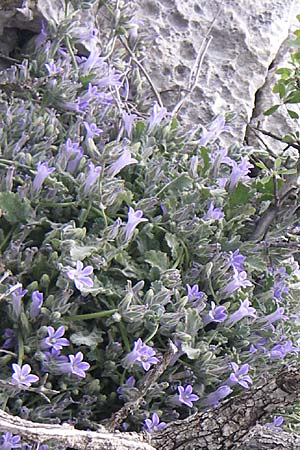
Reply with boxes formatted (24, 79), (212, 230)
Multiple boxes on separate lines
(0, 432), (22, 449)
(124, 338), (159, 371)
(107, 147), (138, 177)
(203, 201), (224, 220)
(83, 162), (102, 194)
(32, 162), (54, 192)
(122, 111), (137, 137)
(226, 299), (257, 325)
(2, 328), (16, 350)
(273, 279), (289, 302)
(226, 362), (253, 389)
(269, 340), (298, 359)
(177, 385), (199, 407)
(10, 284), (27, 317)
(228, 157), (253, 191)
(41, 326), (69, 351)
(66, 260), (94, 290)
(201, 385), (232, 409)
(265, 415), (284, 430)
(202, 301), (227, 326)
(148, 102), (168, 132)
(198, 116), (229, 146)
(221, 270), (253, 297)
(79, 47), (104, 75)
(226, 249), (245, 272)
(144, 413), (166, 433)
(260, 307), (289, 325)
(186, 284), (204, 302)
(11, 363), (39, 388)
(29, 290), (43, 319)
(66, 146), (83, 174)
(60, 351), (90, 378)
(45, 60), (63, 76)
(83, 121), (102, 139)
(124, 207), (148, 241)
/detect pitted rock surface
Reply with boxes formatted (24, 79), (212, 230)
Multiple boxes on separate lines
(134, 0), (300, 146)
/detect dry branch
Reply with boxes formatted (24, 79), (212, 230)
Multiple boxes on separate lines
(0, 363), (299, 449)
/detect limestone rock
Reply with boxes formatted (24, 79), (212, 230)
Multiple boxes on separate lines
(133, 0), (300, 146)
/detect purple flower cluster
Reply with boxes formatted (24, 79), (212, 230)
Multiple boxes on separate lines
(125, 338), (159, 371)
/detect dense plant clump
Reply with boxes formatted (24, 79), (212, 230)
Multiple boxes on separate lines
(1, 0), (300, 447)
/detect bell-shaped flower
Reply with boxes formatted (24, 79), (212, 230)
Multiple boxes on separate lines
(124, 207), (148, 241)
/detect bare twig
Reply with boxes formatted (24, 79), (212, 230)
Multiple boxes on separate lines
(118, 35), (163, 107)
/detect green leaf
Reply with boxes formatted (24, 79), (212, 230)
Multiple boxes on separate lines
(70, 328), (103, 349)
(165, 232), (181, 259)
(275, 67), (292, 77)
(274, 157), (282, 171)
(273, 82), (286, 99)
(284, 91), (300, 103)
(263, 104), (280, 115)
(0, 192), (32, 224)
(255, 161), (268, 170)
(144, 250), (170, 271)
(228, 183), (251, 206)
(287, 109), (299, 119)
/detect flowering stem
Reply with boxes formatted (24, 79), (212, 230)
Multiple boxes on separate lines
(79, 201), (92, 227)
(0, 226), (16, 252)
(144, 323), (159, 344)
(118, 321), (131, 352)
(64, 35), (78, 72)
(208, 277), (217, 300)
(17, 331), (24, 366)
(67, 309), (118, 321)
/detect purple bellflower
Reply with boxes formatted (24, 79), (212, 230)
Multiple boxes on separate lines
(67, 260), (94, 290)
(203, 201), (224, 220)
(83, 162), (102, 194)
(144, 413), (166, 433)
(201, 385), (232, 409)
(226, 299), (257, 325)
(228, 157), (253, 191)
(260, 307), (288, 325)
(11, 363), (39, 388)
(148, 102), (168, 132)
(202, 301), (227, 326)
(269, 340), (298, 359)
(226, 362), (253, 389)
(29, 290), (43, 319)
(32, 162), (54, 192)
(122, 111), (137, 137)
(198, 116), (229, 146)
(226, 249), (245, 272)
(60, 351), (90, 378)
(177, 385), (199, 407)
(221, 270), (253, 297)
(125, 338), (159, 371)
(186, 284), (204, 302)
(124, 207), (148, 241)
(83, 121), (102, 139)
(273, 279), (289, 302)
(10, 284), (27, 317)
(2, 328), (16, 350)
(265, 415), (284, 430)
(107, 147), (138, 177)
(45, 61), (63, 76)
(0, 432), (22, 449)
(41, 326), (69, 351)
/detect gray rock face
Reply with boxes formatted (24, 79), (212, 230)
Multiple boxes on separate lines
(133, 0), (300, 146)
